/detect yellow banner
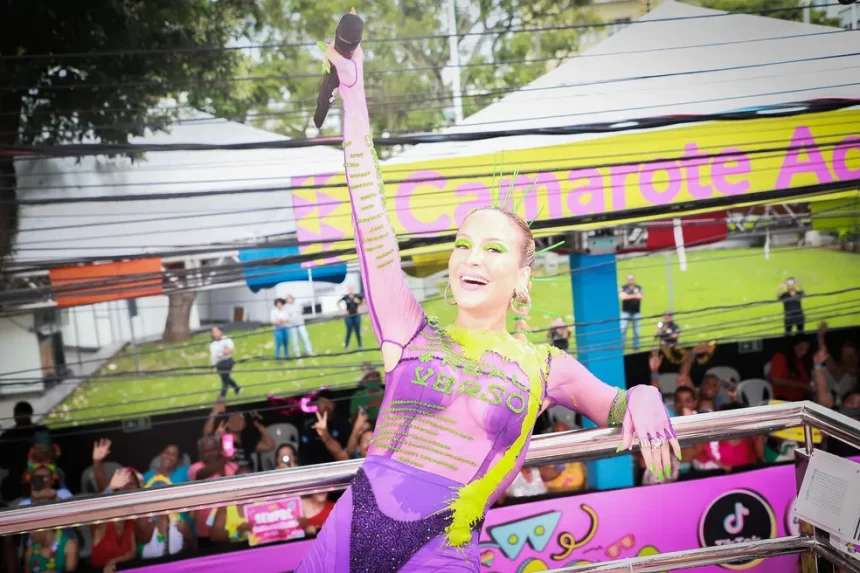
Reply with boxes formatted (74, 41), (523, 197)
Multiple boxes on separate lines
(292, 109), (860, 266)
(768, 400), (824, 443)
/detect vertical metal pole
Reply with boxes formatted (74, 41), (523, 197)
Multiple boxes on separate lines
(672, 218), (687, 272)
(128, 303), (140, 374)
(447, 0), (464, 125)
(802, 0), (810, 24)
(72, 308), (82, 368)
(852, 3), (857, 30)
(307, 268), (317, 318)
(803, 424), (814, 455)
(664, 252), (674, 311)
(91, 305), (101, 349)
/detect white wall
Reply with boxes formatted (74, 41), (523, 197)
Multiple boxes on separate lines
(0, 316), (43, 389)
(198, 269), (436, 324)
(61, 295), (201, 349)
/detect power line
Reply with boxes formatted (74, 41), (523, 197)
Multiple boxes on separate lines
(1, 237), (854, 379)
(6, 47), (856, 101)
(4, 29), (843, 133)
(5, 93), (857, 159)
(1, 4), (845, 62)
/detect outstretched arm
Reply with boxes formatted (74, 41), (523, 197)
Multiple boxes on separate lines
(546, 348), (680, 480)
(324, 30), (424, 370)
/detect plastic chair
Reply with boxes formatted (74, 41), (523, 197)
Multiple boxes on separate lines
(79, 462), (120, 494)
(737, 378), (773, 407)
(260, 423), (300, 471)
(148, 453), (192, 472)
(706, 366), (741, 383)
(657, 373), (679, 395)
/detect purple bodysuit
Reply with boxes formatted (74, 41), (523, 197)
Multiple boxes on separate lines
(295, 41), (624, 573)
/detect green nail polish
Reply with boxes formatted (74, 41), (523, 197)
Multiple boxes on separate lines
(656, 468), (664, 481)
(648, 464), (655, 475)
(616, 443), (624, 453)
(317, 40), (328, 51)
(676, 451), (683, 461)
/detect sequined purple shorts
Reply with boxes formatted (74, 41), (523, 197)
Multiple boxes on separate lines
(295, 455), (481, 572)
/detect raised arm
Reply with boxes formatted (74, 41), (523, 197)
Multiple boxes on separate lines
(323, 27), (424, 369)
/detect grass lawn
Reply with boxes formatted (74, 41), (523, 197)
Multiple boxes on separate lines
(44, 247), (860, 427)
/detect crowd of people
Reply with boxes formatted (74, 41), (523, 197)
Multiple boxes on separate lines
(1, 304), (856, 572)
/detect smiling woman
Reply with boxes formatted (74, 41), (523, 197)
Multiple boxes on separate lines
(295, 11), (679, 573)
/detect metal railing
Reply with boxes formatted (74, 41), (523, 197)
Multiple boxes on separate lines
(1, 401), (859, 571)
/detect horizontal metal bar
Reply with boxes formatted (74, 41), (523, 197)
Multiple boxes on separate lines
(0, 400), (824, 535)
(549, 536), (813, 572)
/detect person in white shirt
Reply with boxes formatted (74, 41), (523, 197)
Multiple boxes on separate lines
(270, 298), (291, 360)
(210, 326), (241, 397)
(285, 294), (313, 357)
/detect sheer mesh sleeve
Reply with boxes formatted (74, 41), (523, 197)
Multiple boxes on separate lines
(546, 348), (619, 427)
(340, 58), (425, 350)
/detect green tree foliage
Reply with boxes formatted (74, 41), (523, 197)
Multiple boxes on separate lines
(0, 0), (263, 264)
(201, 0), (600, 141)
(695, 0), (843, 27)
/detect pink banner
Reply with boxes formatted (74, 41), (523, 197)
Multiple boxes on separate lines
(130, 461), (859, 573)
(478, 463), (802, 572)
(245, 497), (304, 547)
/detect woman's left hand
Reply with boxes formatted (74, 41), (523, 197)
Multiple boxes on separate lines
(618, 385), (681, 481)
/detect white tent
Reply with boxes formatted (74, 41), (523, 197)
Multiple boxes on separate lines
(390, 0), (860, 164)
(13, 110), (345, 264)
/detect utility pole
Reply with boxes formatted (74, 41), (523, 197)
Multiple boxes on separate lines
(447, 0), (464, 124)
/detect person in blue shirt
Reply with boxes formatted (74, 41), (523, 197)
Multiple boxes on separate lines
(142, 444), (189, 487)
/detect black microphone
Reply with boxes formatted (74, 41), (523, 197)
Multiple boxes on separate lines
(837, 0), (856, 5)
(314, 13), (364, 129)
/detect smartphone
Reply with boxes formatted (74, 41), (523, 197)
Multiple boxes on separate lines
(221, 433), (235, 457)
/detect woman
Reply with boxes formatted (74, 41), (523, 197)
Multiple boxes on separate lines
(91, 469), (141, 573)
(24, 470), (78, 573)
(271, 298), (291, 360)
(209, 468), (254, 545)
(768, 336), (812, 402)
(297, 13), (678, 572)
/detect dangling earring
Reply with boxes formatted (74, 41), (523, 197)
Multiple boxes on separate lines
(510, 287), (531, 317)
(444, 282), (458, 306)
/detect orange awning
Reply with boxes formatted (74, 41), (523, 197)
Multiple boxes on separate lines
(49, 258), (163, 308)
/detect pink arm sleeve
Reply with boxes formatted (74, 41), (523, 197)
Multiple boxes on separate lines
(546, 349), (620, 428)
(338, 52), (425, 349)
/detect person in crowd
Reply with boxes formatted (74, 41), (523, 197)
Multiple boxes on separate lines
(1, 401), (50, 501)
(817, 322), (858, 404)
(190, 436), (238, 549)
(275, 444), (299, 470)
(91, 469), (142, 573)
(827, 392), (860, 458)
(339, 284), (364, 349)
(190, 436), (238, 481)
(285, 294), (314, 357)
(209, 467), (254, 546)
(356, 427), (373, 459)
(694, 404), (764, 472)
(619, 273), (644, 351)
(142, 444), (190, 488)
(537, 422), (587, 493)
(19, 462), (72, 506)
(350, 363), (383, 421)
(299, 390), (351, 465)
(271, 298), (291, 361)
(138, 477), (193, 560)
(210, 326), (241, 397)
(273, 444), (335, 536)
(655, 311), (681, 347)
(768, 336), (812, 401)
(547, 317), (571, 351)
(505, 465), (548, 499)
(204, 408), (275, 470)
(778, 277), (805, 334)
(24, 481), (79, 573)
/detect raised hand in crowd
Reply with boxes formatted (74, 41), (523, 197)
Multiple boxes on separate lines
(92, 438), (113, 491)
(93, 438), (112, 462)
(313, 411), (349, 462)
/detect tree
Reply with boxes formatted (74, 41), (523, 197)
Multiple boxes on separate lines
(196, 0), (601, 142)
(0, 0), (263, 268)
(696, 0), (843, 26)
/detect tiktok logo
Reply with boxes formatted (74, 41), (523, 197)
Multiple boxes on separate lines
(699, 489), (777, 570)
(723, 503), (750, 535)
